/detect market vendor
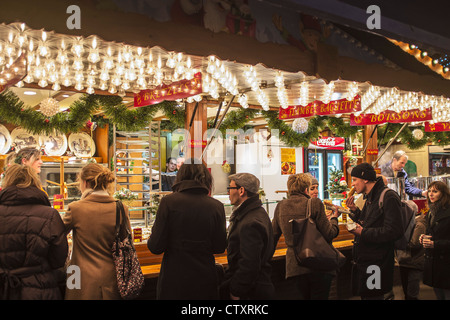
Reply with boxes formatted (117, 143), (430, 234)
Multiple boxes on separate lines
(380, 150), (427, 199)
(161, 157), (178, 191)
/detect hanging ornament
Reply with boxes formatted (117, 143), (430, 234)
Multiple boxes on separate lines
(86, 120), (97, 131)
(221, 160), (231, 173)
(40, 97), (60, 117)
(292, 118), (309, 134)
(412, 128), (424, 140)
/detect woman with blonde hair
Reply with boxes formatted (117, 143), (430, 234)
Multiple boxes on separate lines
(14, 147), (43, 174)
(272, 173), (341, 299)
(63, 163), (132, 300)
(0, 164), (68, 299)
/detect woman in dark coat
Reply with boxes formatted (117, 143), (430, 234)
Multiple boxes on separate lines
(0, 164), (68, 300)
(420, 180), (450, 300)
(272, 173), (340, 299)
(147, 161), (227, 299)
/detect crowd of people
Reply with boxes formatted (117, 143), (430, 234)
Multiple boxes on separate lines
(1, 148), (450, 300)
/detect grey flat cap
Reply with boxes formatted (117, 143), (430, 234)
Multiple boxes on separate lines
(229, 173), (260, 194)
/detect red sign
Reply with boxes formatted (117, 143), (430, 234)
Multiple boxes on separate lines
(134, 72), (202, 107)
(309, 136), (345, 150)
(350, 108), (433, 126)
(367, 149), (378, 155)
(279, 96), (361, 120)
(189, 140), (207, 148)
(425, 122), (450, 132)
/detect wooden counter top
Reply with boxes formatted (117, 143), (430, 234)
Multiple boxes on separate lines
(138, 224), (354, 279)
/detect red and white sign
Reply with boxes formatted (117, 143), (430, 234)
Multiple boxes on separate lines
(279, 96), (361, 120)
(134, 72), (202, 107)
(309, 136), (345, 150)
(350, 108), (433, 126)
(425, 122), (450, 132)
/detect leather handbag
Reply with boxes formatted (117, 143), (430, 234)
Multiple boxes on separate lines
(290, 199), (346, 272)
(112, 201), (145, 300)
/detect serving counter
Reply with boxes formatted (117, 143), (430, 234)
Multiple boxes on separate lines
(136, 224), (355, 279)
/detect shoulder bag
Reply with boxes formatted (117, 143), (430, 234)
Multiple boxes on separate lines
(290, 198), (346, 271)
(112, 201), (145, 300)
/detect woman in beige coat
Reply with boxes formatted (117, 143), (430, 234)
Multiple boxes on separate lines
(63, 163), (131, 300)
(272, 173), (340, 300)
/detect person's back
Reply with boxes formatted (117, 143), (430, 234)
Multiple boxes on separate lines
(225, 195), (274, 299)
(0, 165), (68, 300)
(63, 163), (128, 300)
(148, 162), (227, 300)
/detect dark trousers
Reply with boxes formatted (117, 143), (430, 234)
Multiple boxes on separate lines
(296, 272), (333, 300)
(399, 266), (422, 300)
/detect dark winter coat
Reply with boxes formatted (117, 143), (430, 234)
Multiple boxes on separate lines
(349, 177), (403, 297)
(0, 186), (68, 300)
(423, 205), (450, 289)
(222, 195), (275, 299)
(272, 192), (340, 278)
(380, 160), (424, 199)
(147, 180), (227, 300)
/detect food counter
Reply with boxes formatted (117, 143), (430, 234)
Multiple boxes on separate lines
(135, 212), (355, 279)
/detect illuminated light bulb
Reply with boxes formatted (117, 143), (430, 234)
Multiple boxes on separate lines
(74, 82), (84, 91)
(52, 82), (61, 91)
(166, 53), (175, 68)
(62, 78), (72, 87)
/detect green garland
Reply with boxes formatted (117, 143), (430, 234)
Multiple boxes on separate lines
(0, 89), (181, 134)
(3, 88), (449, 149)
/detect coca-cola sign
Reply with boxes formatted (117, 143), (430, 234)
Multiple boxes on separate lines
(309, 137), (345, 150)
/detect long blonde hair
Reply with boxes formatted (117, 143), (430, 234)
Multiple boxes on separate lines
(2, 164), (42, 189)
(287, 173), (312, 195)
(78, 163), (115, 195)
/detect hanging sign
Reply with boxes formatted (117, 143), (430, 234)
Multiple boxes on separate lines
(350, 108), (433, 126)
(309, 136), (345, 150)
(134, 72), (202, 107)
(425, 122), (450, 132)
(281, 148), (296, 175)
(278, 96), (361, 120)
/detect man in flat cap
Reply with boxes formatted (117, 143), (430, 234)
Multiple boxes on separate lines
(345, 163), (403, 300)
(220, 173), (275, 300)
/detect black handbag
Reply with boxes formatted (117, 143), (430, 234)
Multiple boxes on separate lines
(290, 199), (346, 272)
(111, 201), (144, 300)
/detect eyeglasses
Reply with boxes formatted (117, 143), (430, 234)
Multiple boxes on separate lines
(227, 186), (241, 191)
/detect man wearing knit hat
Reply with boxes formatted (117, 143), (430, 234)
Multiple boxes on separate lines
(220, 172), (275, 300)
(345, 163), (403, 300)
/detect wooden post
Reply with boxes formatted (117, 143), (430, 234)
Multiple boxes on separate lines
(363, 125), (378, 166)
(184, 99), (207, 164)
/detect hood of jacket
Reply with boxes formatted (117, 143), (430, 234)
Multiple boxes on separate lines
(0, 185), (51, 207)
(171, 179), (209, 195)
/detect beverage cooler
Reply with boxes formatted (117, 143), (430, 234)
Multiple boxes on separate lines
(428, 145), (450, 176)
(304, 137), (345, 199)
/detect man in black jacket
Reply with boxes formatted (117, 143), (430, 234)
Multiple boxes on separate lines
(345, 163), (403, 300)
(221, 173), (275, 300)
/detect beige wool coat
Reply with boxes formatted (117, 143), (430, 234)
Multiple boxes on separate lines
(272, 192), (340, 279)
(63, 189), (131, 300)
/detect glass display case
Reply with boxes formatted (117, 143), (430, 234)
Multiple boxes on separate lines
(40, 163), (85, 208)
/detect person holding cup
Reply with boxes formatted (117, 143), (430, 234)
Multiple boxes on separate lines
(420, 180), (450, 300)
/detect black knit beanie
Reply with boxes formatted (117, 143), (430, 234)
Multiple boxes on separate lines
(350, 163), (377, 181)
